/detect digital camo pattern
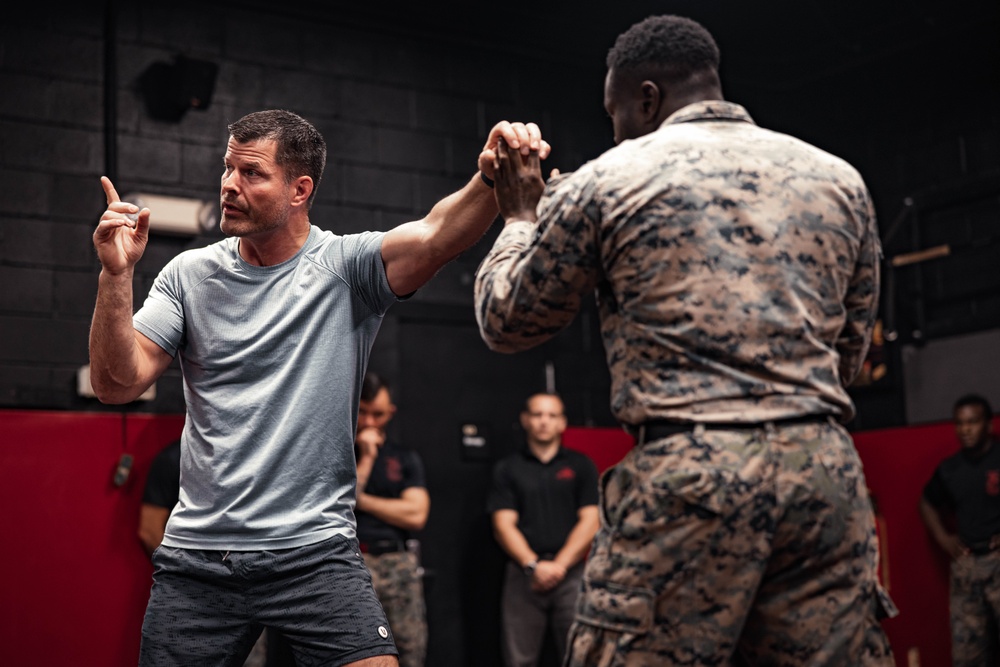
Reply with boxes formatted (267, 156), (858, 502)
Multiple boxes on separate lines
(475, 101), (880, 426)
(564, 421), (895, 666)
(365, 550), (427, 667)
(949, 551), (1000, 666)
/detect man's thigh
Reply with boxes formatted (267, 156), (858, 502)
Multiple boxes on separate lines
(738, 422), (894, 666)
(501, 561), (549, 667)
(257, 535), (398, 667)
(365, 551), (427, 667)
(566, 430), (772, 666)
(950, 555), (1000, 667)
(140, 547), (263, 667)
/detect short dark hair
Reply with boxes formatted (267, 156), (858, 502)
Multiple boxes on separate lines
(954, 393), (993, 420)
(523, 392), (564, 414)
(361, 371), (391, 402)
(227, 109), (326, 208)
(606, 15), (720, 84)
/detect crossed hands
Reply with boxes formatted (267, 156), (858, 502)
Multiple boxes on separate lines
(479, 121), (556, 224)
(93, 176), (150, 275)
(531, 559), (567, 593)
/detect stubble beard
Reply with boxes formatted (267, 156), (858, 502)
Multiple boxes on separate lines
(220, 202), (287, 238)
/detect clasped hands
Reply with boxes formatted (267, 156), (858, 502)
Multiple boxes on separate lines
(479, 121), (557, 225)
(531, 559), (567, 593)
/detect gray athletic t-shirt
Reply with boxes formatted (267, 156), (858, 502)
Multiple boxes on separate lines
(133, 226), (398, 550)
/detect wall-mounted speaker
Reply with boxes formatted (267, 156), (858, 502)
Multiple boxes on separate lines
(139, 55), (219, 122)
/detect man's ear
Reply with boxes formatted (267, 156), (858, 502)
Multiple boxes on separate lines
(290, 175), (314, 207)
(639, 80), (662, 124)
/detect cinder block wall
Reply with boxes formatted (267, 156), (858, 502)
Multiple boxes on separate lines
(0, 2), (611, 414)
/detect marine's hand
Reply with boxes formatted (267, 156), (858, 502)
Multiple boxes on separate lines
(94, 176), (150, 275)
(478, 121), (550, 181)
(941, 533), (970, 560)
(493, 137), (545, 223)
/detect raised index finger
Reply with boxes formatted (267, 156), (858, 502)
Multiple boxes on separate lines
(101, 176), (121, 205)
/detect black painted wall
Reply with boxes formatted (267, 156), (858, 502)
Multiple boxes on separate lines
(2, 1), (999, 664)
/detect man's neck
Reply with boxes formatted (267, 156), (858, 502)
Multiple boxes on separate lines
(238, 220), (311, 267)
(963, 438), (995, 461)
(528, 440), (560, 463)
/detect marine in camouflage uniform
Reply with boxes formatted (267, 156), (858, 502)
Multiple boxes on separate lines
(473, 14), (896, 666)
(362, 548), (427, 667)
(920, 394), (1000, 667)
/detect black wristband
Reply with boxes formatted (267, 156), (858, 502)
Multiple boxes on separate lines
(480, 171), (495, 189)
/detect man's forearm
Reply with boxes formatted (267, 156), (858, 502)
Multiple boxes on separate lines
(356, 492), (428, 532)
(89, 269), (142, 401)
(382, 174), (497, 296)
(421, 173), (498, 257)
(493, 523), (537, 568)
(474, 222), (581, 354)
(838, 220), (881, 385)
(554, 511), (599, 570)
(919, 498), (953, 547)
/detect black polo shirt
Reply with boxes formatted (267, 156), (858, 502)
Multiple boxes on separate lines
(143, 439), (181, 510)
(487, 445), (599, 557)
(923, 439), (1000, 547)
(356, 441), (427, 544)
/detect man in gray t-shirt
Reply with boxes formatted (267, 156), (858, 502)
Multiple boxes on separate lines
(90, 109), (549, 667)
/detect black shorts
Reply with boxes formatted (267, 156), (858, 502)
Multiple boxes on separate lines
(140, 534), (397, 667)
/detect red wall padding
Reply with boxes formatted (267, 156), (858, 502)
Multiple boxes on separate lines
(0, 412), (973, 666)
(0, 410), (184, 667)
(563, 425), (634, 474)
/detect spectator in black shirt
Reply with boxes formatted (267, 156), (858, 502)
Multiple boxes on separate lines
(355, 372), (429, 667)
(487, 393), (599, 667)
(920, 393), (1000, 667)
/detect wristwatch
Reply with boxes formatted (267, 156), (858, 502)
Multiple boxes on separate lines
(523, 559), (538, 576)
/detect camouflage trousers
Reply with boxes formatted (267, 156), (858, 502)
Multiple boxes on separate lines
(364, 549), (427, 667)
(949, 550), (1000, 666)
(565, 419), (896, 666)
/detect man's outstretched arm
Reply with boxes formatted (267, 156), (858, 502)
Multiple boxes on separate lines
(89, 176), (172, 403)
(380, 121), (550, 297)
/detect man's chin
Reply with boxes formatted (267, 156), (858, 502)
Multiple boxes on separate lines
(220, 217), (249, 237)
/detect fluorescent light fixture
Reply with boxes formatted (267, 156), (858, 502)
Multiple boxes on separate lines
(123, 192), (217, 235)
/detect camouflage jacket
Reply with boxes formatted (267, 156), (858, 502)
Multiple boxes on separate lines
(474, 101), (880, 425)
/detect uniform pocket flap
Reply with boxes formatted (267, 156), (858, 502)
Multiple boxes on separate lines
(575, 578), (655, 634)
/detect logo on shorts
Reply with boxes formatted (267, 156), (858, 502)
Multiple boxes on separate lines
(378, 626), (389, 639)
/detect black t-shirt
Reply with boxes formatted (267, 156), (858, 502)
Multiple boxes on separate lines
(923, 439), (1000, 547)
(143, 439), (181, 510)
(486, 445), (599, 557)
(356, 442), (427, 544)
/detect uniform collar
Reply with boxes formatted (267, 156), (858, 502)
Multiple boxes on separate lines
(660, 100), (755, 128)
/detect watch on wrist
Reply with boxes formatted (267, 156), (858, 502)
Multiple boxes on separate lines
(523, 559), (538, 576)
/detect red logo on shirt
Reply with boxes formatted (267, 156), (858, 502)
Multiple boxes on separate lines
(385, 456), (403, 483)
(556, 467), (576, 481)
(987, 470), (1000, 496)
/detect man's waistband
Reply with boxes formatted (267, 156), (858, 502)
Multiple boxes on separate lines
(625, 414), (832, 446)
(968, 534), (1000, 555)
(358, 540), (409, 556)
